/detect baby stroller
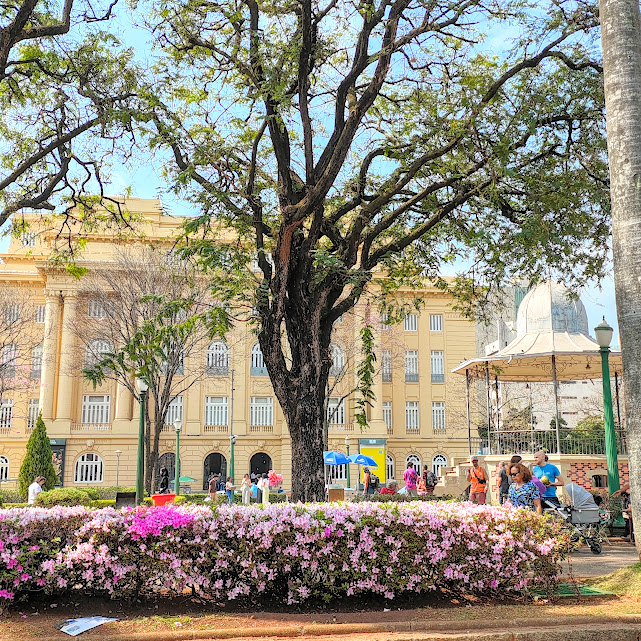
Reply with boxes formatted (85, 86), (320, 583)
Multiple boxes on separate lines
(543, 483), (604, 554)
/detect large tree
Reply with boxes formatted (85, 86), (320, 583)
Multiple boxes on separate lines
(599, 0), (641, 555)
(0, 0), (141, 227)
(72, 247), (223, 492)
(139, 0), (611, 500)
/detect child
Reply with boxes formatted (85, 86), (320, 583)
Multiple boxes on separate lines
(225, 476), (235, 505)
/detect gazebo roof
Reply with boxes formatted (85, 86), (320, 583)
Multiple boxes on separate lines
(452, 281), (622, 382)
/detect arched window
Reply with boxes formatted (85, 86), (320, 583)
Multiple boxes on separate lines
(406, 453), (421, 472)
(251, 343), (267, 376)
(432, 454), (448, 478)
(202, 452), (227, 490)
(0, 455), (9, 482)
(85, 339), (112, 368)
(329, 344), (345, 377)
(386, 454), (395, 481)
(74, 452), (104, 483)
(207, 341), (229, 375)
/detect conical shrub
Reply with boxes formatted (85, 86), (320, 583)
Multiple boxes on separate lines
(18, 413), (58, 498)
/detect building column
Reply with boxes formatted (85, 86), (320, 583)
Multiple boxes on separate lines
(39, 291), (61, 421)
(115, 383), (133, 422)
(56, 293), (77, 422)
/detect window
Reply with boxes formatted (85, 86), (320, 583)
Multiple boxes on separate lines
(405, 350), (419, 382)
(34, 305), (45, 323)
(406, 453), (421, 471)
(0, 455), (8, 481)
(386, 454), (395, 481)
(327, 398), (345, 428)
(0, 399), (12, 429)
(31, 343), (43, 378)
(383, 401), (392, 434)
(432, 454), (448, 477)
(27, 399), (39, 430)
(165, 396), (184, 426)
(592, 474), (607, 488)
(205, 396), (228, 427)
(74, 452), (104, 483)
(404, 313), (417, 332)
(431, 350), (445, 383)
(382, 350), (392, 382)
(81, 395), (111, 425)
(329, 464), (348, 482)
(250, 397), (273, 427)
(207, 341), (229, 375)
(4, 305), (19, 324)
(405, 401), (419, 433)
(329, 344), (345, 377)
(161, 346), (184, 376)
(88, 300), (107, 318)
(0, 344), (17, 378)
(85, 339), (112, 368)
(432, 401), (446, 431)
(429, 314), (443, 332)
(381, 313), (390, 330)
(21, 232), (36, 247)
(251, 343), (267, 376)
(252, 251), (273, 271)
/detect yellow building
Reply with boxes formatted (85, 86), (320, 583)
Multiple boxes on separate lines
(0, 198), (476, 494)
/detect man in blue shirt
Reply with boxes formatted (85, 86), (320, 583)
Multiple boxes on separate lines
(533, 451), (564, 508)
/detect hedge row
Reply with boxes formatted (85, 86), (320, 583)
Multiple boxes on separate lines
(0, 502), (569, 605)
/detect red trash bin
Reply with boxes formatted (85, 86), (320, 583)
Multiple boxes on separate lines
(151, 493), (176, 506)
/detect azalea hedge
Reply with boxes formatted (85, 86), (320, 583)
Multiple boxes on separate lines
(0, 502), (570, 606)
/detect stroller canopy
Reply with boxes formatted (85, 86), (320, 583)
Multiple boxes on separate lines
(565, 482), (598, 509)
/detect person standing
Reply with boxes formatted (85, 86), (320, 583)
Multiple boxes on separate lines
(532, 451), (564, 508)
(241, 474), (251, 505)
(497, 462), (509, 505)
(28, 476), (45, 505)
(466, 456), (488, 505)
(507, 463), (542, 514)
(208, 474), (218, 502)
(158, 467), (170, 494)
(363, 467), (374, 498)
(403, 462), (418, 497)
(259, 473), (270, 504)
(422, 465), (437, 495)
(225, 476), (235, 504)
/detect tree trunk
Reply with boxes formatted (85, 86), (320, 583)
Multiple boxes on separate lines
(600, 0), (641, 556)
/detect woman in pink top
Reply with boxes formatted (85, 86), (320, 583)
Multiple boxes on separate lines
(403, 462), (418, 497)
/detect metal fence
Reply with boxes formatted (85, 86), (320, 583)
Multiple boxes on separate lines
(470, 430), (628, 456)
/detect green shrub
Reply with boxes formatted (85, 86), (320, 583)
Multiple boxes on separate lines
(351, 493), (456, 503)
(92, 486), (136, 500)
(18, 414), (58, 498)
(79, 487), (101, 500)
(90, 499), (116, 508)
(182, 493), (209, 505)
(0, 488), (22, 504)
(0, 491), (3, 508)
(34, 488), (92, 507)
(174, 496), (187, 505)
(4, 502), (28, 508)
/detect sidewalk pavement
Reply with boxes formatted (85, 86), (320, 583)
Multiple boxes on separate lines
(563, 540), (638, 578)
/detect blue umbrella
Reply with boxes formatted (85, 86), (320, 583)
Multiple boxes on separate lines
(347, 453), (378, 468)
(323, 451), (349, 465)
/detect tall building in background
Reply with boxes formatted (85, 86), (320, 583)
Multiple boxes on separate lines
(0, 198), (477, 492)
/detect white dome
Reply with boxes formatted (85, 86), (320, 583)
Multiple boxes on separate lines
(516, 281), (589, 337)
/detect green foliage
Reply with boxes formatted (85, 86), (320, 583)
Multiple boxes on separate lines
(0, 489), (22, 504)
(17, 414), (57, 498)
(354, 325), (376, 430)
(351, 493), (457, 503)
(34, 488), (92, 507)
(90, 499), (116, 509)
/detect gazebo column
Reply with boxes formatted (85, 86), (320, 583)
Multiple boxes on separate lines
(551, 355), (561, 454)
(485, 363), (492, 454)
(465, 369), (472, 458)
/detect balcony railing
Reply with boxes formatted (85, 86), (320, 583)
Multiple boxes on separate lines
(71, 422), (111, 432)
(405, 373), (419, 383)
(328, 423), (355, 432)
(470, 430), (628, 456)
(250, 424), (274, 433)
(204, 424), (229, 433)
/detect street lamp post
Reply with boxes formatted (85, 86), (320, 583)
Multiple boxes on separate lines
(345, 436), (351, 489)
(115, 450), (122, 488)
(230, 369), (235, 483)
(174, 418), (182, 496)
(594, 318), (620, 494)
(135, 379), (148, 505)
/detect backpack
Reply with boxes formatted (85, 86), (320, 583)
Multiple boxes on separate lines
(424, 471), (437, 487)
(370, 474), (380, 490)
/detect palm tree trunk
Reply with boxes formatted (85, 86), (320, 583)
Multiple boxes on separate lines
(600, 0), (641, 556)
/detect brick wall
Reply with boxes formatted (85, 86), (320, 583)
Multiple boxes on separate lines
(569, 461), (629, 490)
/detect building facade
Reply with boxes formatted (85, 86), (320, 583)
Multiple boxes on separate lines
(0, 198), (477, 494)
